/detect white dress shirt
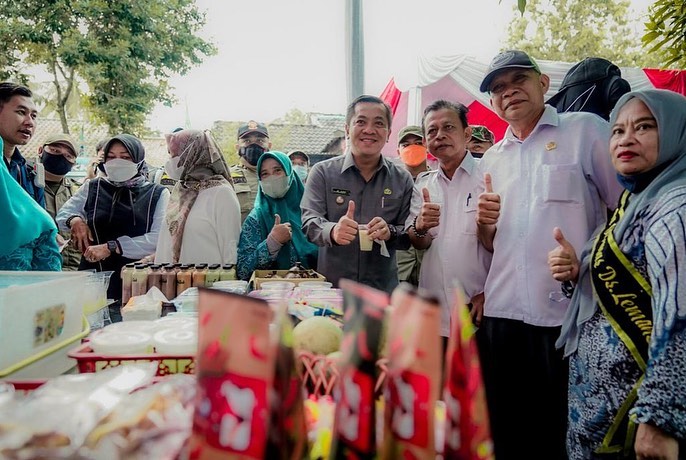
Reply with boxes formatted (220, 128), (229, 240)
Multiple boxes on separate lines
(479, 105), (623, 326)
(406, 153), (491, 336)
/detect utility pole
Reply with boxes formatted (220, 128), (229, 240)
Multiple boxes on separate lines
(345, 0), (365, 102)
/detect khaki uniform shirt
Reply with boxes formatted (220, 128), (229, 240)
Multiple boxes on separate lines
(230, 164), (259, 223)
(44, 177), (82, 270)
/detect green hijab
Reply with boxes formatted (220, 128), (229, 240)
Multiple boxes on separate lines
(0, 137), (58, 257)
(254, 151), (318, 268)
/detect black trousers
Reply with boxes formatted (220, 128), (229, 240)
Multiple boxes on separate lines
(477, 317), (569, 460)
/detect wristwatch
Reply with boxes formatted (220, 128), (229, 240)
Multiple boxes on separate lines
(107, 240), (118, 255)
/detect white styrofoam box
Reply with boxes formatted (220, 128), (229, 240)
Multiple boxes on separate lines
(0, 271), (91, 375)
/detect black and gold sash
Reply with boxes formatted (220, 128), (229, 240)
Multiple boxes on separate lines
(590, 191), (653, 457)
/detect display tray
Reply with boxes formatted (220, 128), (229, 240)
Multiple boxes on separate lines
(68, 342), (195, 376)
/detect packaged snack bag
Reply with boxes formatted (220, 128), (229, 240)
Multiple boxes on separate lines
(382, 283), (442, 460)
(190, 289), (274, 460)
(265, 306), (308, 460)
(442, 288), (493, 460)
(330, 279), (388, 460)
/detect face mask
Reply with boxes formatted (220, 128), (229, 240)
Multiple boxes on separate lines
(293, 164), (308, 182)
(41, 151), (73, 176)
(165, 156), (184, 181)
(104, 158), (140, 183)
(399, 144), (427, 167)
(260, 175), (290, 199)
(239, 144), (266, 166)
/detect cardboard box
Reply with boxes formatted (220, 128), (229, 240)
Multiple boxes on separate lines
(249, 270), (326, 291)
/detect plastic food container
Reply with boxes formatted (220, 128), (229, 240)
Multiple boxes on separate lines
(0, 271), (92, 377)
(153, 329), (197, 355)
(298, 281), (333, 290)
(259, 280), (296, 291)
(89, 330), (152, 354)
(211, 280), (249, 294)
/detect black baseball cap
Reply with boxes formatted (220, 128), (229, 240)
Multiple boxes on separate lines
(480, 50), (541, 93)
(237, 120), (269, 139)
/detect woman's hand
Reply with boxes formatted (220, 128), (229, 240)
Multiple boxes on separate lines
(548, 227), (580, 282)
(70, 217), (92, 253)
(270, 213), (292, 244)
(83, 244), (111, 263)
(635, 423), (679, 460)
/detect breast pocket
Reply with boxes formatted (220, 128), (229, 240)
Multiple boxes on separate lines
(542, 164), (583, 205)
(234, 182), (253, 213)
(460, 207), (477, 235)
(381, 197), (403, 223)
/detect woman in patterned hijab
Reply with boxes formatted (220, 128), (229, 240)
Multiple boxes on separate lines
(155, 129), (241, 265)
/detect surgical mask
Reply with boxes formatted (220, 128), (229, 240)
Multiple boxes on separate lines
(164, 156), (184, 181)
(239, 144), (266, 166)
(260, 175), (290, 199)
(293, 164), (308, 182)
(104, 158), (140, 183)
(41, 151), (74, 176)
(399, 144), (427, 167)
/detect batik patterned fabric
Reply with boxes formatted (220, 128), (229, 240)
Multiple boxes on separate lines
(567, 186), (686, 459)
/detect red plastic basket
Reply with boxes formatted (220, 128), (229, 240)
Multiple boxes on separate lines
(297, 351), (388, 397)
(67, 342), (195, 376)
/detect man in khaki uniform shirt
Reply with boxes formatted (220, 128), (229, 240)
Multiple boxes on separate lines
(229, 120), (271, 223)
(38, 133), (82, 270)
(395, 125), (430, 286)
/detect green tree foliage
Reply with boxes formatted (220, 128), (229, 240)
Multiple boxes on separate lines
(0, 0), (215, 135)
(506, 0), (662, 68)
(643, 0), (686, 68)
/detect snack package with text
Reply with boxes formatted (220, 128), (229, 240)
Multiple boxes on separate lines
(330, 279), (388, 460)
(382, 283), (442, 460)
(265, 305), (309, 459)
(190, 289), (274, 460)
(442, 287), (494, 460)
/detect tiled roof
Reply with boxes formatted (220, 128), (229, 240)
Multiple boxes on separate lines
(268, 112), (346, 155)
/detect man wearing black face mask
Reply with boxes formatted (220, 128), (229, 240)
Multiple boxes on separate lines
(38, 134), (82, 270)
(230, 120), (271, 222)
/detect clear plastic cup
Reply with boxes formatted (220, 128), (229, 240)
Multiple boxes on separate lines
(358, 224), (373, 251)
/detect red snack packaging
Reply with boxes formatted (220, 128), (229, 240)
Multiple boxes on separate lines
(190, 288), (274, 460)
(330, 279), (388, 460)
(442, 287), (494, 460)
(265, 306), (308, 460)
(382, 283), (442, 460)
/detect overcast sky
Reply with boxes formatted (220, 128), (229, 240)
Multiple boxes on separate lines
(147, 0), (654, 133)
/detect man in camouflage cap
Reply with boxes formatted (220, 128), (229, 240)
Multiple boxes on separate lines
(467, 125), (495, 159)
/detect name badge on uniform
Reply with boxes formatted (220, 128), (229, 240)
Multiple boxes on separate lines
(332, 188), (350, 196)
(231, 172), (247, 184)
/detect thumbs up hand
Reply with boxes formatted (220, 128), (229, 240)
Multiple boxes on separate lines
(476, 173), (501, 226)
(415, 187), (441, 234)
(548, 227), (580, 282)
(270, 213), (293, 244)
(333, 200), (358, 245)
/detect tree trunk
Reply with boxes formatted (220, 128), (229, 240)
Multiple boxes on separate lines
(50, 59), (75, 134)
